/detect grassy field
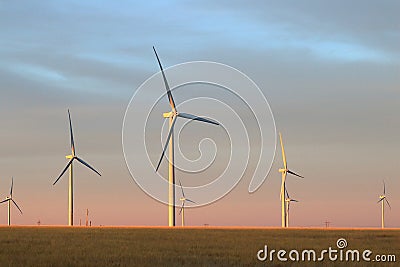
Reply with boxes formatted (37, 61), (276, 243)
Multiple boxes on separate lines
(0, 227), (398, 266)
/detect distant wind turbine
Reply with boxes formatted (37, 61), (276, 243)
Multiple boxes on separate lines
(377, 180), (391, 229)
(284, 187), (299, 228)
(153, 46), (219, 227)
(0, 177), (23, 226)
(278, 132), (303, 228)
(178, 180), (195, 227)
(53, 110), (101, 226)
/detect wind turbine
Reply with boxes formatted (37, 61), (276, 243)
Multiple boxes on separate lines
(53, 110), (101, 226)
(178, 180), (195, 227)
(153, 46), (219, 227)
(0, 177), (23, 226)
(278, 132), (303, 228)
(284, 187), (299, 228)
(377, 180), (391, 229)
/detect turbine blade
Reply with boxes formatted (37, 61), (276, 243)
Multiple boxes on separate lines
(287, 170), (304, 178)
(385, 198), (391, 209)
(68, 109), (76, 156)
(12, 199), (23, 214)
(279, 132), (287, 170)
(10, 177), (13, 197)
(377, 198), (384, 203)
(178, 113), (219, 125)
(0, 199), (9, 204)
(186, 199), (196, 204)
(179, 202), (184, 215)
(383, 180), (386, 195)
(291, 199), (299, 202)
(152, 46), (176, 111)
(285, 186), (290, 199)
(76, 157), (101, 176)
(53, 158), (74, 185)
(179, 180), (185, 198)
(155, 115), (177, 172)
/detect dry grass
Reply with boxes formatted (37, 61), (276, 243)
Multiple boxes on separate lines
(0, 226), (398, 266)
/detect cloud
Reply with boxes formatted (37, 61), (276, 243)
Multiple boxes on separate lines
(186, 0), (400, 62)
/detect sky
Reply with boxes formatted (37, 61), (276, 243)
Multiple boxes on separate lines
(0, 0), (399, 227)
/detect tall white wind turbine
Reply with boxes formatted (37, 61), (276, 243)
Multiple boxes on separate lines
(284, 187), (299, 228)
(377, 180), (391, 229)
(0, 177), (23, 226)
(278, 132), (303, 228)
(178, 180), (195, 227)
(53, 110), (101, 226)
(153, 46), (219, 227)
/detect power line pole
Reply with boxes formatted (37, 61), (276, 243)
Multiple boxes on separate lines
(324, 221), (331, 228)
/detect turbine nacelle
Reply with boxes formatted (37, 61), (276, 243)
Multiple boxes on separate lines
(279, 168), (304, 179)
(163, 112), (175, 118)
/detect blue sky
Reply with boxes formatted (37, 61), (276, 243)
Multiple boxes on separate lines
(0, 1), (399, 226)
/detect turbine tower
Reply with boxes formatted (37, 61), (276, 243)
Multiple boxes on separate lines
(278, 132), (303, 228)
(284, 187), (299, 228)
(178, 180), (195, 227)
(53, 110), (101, 226)
(0, 177), (23, 226)
(86, 208), (89, 227)
(377, 180), (391, 229)
(153, 46), (219, 227)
